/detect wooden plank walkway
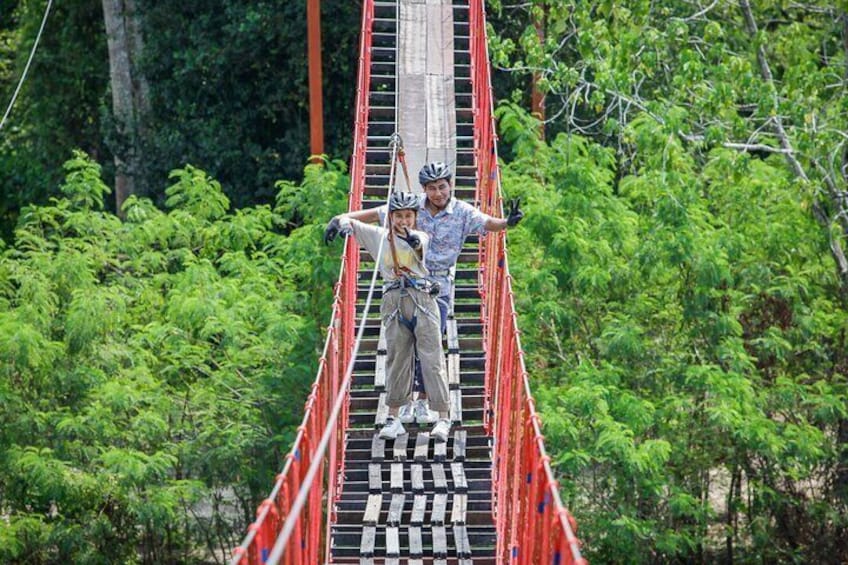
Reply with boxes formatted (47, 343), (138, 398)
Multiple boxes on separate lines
(330, 1), (496, 562)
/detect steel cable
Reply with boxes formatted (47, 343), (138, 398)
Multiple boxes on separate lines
(0, 0), (53, 133)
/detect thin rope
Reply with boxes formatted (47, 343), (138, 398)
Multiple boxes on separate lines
(0, 0), (53, 132)
(386, 132), (404, 274)
(397, 144), (414, 192)
(265, 134), (405, 565)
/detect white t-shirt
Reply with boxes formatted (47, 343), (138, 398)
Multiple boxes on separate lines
(340, 217), (430, 282)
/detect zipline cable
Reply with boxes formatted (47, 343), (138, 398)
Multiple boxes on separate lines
(0, 0), (53, 133)
(264, 135), (406, 565)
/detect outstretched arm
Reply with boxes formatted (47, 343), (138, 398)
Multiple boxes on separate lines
(484, 216), (509, 232)
(324, 208), (382, 244)
(339, 208), (381, 223)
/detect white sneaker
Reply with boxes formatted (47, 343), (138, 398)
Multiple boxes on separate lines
(414, 400), (439, 424)
(431, 418), (451, 442)
(379, 417), (406, 440)
(398, 400), (416, 424)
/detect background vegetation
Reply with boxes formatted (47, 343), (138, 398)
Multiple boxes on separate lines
(0, 0), (359, 233)
(492, 1), (848, 562)
(1, 0), (846, 562)
(0, 153), (349, 562)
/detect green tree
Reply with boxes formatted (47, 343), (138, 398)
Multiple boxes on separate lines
(489, 0), (848, 295)
(0, 151), (348, 563)
(0, 0), (110, 236)
(499, 102), (848, 562)
(0, 0), (360, 235)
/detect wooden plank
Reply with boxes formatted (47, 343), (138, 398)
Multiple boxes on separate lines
(411, 463), (424, 494)
(363, 493), (383, 526)
(452, 430), (466, 462)
(368, 463), (382, 494)
(375, 392), (388, 427)
(387, 493), (405, 526)
(450, 493), (467, 525)
(385, 525), (400, 558)
(434, 439), (447, 462)
(411, 494), (427, 526)
(451, 462), (468, 494)
(431, 463), (447, 493)
(413, 432), (430, 462)
(409, 525), (423, 558)
(371, 434), (386, 463)
(374, 353), (386, 390)
(454, 524), (472, 558)
(446, 318), (460, 352)
(431, 492), (448, 526)
(359, 525), (377, 558)
(390, 462), (404, 493)
(449, 389), (462, 425)
(447, 352), (461, 388)
(432, 525), (448, 558)
(393, 432), (409, 461)
(377, 325), (387, 353)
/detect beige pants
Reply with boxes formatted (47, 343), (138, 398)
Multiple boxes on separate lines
(380, 287), (449, 412)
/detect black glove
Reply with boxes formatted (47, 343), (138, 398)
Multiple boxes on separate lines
(428, 280), (441, 296)
(506, 197), (524, 227)
(324, 217), (341, 245)
(398, 228), (422, 250)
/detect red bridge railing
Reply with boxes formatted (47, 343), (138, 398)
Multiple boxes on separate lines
(469, 1), (586, 564)
(228, 2), (374, 563)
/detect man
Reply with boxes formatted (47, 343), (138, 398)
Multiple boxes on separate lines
(331, 191), (452, 441)
(325, 161), (524, 422)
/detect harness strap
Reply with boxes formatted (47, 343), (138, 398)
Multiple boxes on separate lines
(383, 286), (440, 329)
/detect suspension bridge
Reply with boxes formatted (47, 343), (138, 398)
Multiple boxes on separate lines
(230, 1), (584, 563)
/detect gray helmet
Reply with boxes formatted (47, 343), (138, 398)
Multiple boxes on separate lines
(389, 191), (420, 212)
(418, 161), (452, 185)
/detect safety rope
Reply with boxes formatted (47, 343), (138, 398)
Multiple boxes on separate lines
(396, 142), (414, 193)
(386, 133), (405, 276)
(0, 0), (53, 133)
(264, 134), (406, 565)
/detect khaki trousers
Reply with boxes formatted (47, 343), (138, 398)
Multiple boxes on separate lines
(380, 287), (449, 412)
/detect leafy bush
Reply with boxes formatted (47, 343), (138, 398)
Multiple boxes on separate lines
(0, 151), (348, 563)
(500, 103), (848, 563)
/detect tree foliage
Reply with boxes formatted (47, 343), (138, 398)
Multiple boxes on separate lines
(0, 0), (110, 237)
(0, 0), (360, 234)
(500, 102), (848, 563)
(489, 0), (848, 293)
(0, 152), (348, 563)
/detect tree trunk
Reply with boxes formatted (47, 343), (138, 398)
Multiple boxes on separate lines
(530, 4), (545, 140)
(102, 0), (147, 214)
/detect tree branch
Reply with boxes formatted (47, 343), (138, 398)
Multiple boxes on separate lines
(739, 0), (848, 292)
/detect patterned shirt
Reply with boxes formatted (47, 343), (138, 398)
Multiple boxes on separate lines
(378, 195), (492, 297)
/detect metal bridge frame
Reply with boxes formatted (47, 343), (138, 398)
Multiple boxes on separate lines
(231, 2), (584, 563)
